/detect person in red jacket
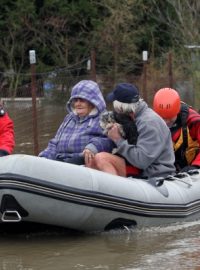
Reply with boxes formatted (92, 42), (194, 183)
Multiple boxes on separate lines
(0, 102), (15, 156)
(153, 87), (200, 172)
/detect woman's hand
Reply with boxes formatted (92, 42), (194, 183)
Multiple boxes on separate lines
(83, 149), (95, 167)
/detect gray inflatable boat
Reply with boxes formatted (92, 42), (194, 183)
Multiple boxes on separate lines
(0, 154), (199, 232)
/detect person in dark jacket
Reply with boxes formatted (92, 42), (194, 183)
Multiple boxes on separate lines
(39, 80), (113, 166)
(153, 87), (200, 172)
(0, 102), (15, 156)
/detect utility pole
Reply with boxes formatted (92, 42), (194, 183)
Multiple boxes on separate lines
(184, 45), (200, 107)
(29, 50), (39, 156)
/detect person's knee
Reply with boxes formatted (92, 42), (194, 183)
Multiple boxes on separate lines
(94, 152), (108, 169)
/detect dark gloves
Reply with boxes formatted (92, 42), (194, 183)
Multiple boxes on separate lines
(180, 165), (200, 173)
(0, 150), (9, 157)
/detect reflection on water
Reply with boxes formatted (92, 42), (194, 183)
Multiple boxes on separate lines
(7, 102), (66, 155)
(0, 221), (200, 270)
(2, 102), (200, 269)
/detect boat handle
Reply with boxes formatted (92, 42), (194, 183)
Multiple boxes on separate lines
(1, 210), (22, 222)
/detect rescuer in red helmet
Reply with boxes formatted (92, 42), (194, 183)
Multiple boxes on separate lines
(153, 87), (200, 172)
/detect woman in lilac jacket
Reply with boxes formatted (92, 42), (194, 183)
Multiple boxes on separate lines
(39, 80), (113, 166)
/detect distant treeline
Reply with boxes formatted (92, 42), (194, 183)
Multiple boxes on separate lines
(0, 0), (199, 98)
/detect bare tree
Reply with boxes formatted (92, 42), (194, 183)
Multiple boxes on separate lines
(92, 0), (141, 83)
(151, 0), (200, 106)
(152, 0), (200, 46)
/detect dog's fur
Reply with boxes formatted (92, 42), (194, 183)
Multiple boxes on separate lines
(100, 111), (138, 145)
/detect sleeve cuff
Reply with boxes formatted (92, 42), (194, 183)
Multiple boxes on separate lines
(115, 138), (126, 147)
(0, 149), (9, 156)
(85, 144), (98, 154)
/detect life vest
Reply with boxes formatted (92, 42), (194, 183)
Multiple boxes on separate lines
(172, 103), (200, 169)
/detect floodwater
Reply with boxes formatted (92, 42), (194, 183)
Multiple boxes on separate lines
(1, 222), (200, 270)
(1, 102), (200, 270)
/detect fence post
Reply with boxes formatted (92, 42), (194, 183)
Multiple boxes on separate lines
(29, 50), (39, 156)
(168, 52), (173, 88)
(90, 49), (96, 82)
(142, 51), (148, 102)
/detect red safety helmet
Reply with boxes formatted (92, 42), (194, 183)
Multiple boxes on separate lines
(153, 88), (181, 119)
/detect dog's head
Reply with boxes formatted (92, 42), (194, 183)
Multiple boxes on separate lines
(100, 111), (116, 131)
(100, 111), (125, 137)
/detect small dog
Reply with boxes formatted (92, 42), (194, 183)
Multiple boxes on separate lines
(100, 111), (138, 145)
(100, 111), (125, 137)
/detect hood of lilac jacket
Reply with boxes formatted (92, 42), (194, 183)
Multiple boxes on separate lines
(67, 80), (106, 114)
